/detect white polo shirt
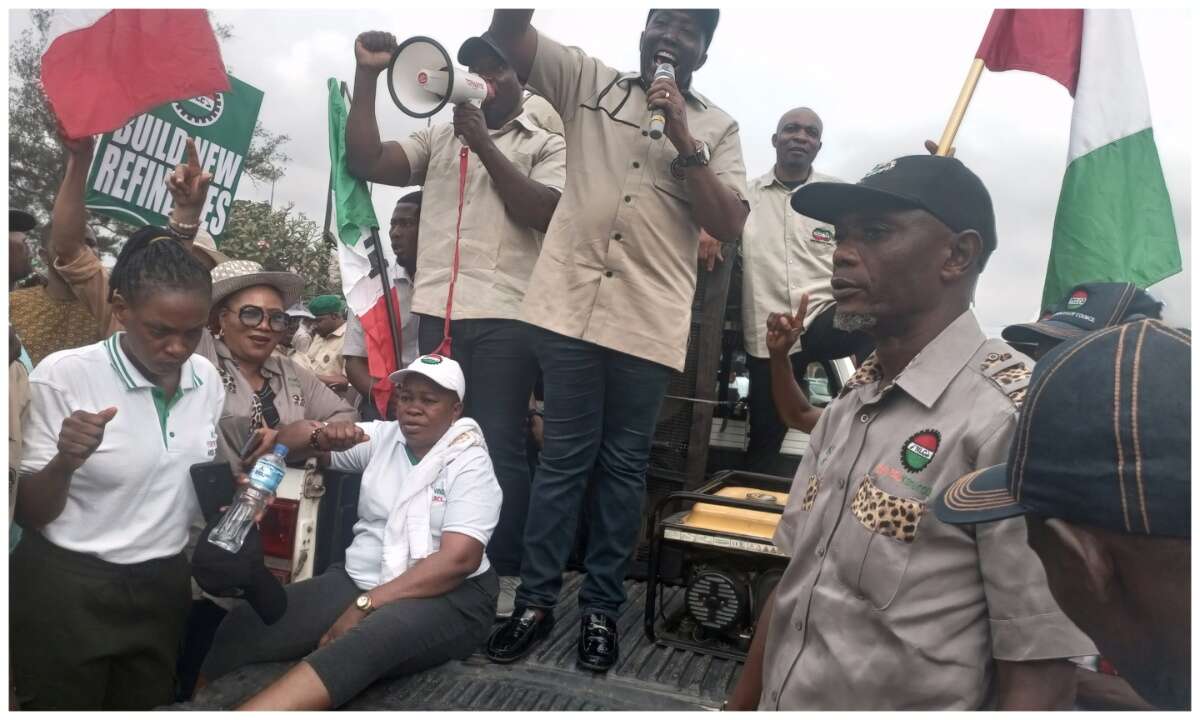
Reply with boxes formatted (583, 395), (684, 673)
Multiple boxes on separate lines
(332, 420), (502, 590)
(20, 334), (224, 564)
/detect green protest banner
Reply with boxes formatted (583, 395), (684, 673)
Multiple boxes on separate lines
(84, 74), (263, 242)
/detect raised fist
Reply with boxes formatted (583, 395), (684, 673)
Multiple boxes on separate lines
(356, 31), (398, 74)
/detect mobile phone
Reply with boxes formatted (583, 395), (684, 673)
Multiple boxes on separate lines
(190, 461), (236, 523)
(239, 430), (261, 460)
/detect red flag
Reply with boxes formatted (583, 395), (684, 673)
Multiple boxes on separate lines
(41, 9), (230, 139)
(363, 287), (402, 418)
(975, 9), (1084, 95)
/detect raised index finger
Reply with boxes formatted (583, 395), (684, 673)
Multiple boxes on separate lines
(185, 137), (201, 169)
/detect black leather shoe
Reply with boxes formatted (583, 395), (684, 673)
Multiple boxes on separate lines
(486, 606), (554, 664)
(577, 612), (619, 672)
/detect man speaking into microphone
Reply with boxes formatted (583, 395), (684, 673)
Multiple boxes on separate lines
(483, 9), (748, 672)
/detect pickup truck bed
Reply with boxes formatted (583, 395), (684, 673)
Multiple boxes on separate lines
(175, 573), (743, 711)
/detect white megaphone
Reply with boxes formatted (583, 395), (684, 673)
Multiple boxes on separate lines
(387, 36), (494, 118)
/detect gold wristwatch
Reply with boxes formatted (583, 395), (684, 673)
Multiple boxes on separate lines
(355, 593), (375, 614)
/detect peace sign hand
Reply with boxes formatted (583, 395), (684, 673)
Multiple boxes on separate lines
(765, 293), (810, 359)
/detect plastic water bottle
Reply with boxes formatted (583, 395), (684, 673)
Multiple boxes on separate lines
(208, 444), (288, 554)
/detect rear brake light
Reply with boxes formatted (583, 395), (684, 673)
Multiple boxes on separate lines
(260, 498), (299, 559)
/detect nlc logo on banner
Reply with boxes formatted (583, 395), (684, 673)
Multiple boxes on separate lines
(84, 74), (263, 241)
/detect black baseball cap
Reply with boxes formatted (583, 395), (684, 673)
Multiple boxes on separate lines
(935, 319), (1191, 537)
(791, 155), (997, 266)
(193, 520), (288, 625)
(457, 32), (514, 69)
(1002, 282), (1163, 346)
(646, 9), (720, 49)
(10, 209), (36, 233)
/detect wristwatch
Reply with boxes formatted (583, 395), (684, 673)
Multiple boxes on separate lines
(355, 593), (375, 614)
(677, 140), (711, 168)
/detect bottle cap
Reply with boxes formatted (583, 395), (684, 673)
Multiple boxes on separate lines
(272, 443), (289, 457)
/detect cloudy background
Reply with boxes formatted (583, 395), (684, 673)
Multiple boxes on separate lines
(10, 5), (1192, 334)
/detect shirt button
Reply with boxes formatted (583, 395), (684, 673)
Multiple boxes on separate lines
(770, 691), (779, 703)
(624, 195), (632, 203)
(613, 232), (622, 240)
(604, 270), (614, 278)
(837, 477), (846, 488)
(794, 619), (804, 631)
(816, 545), (825, 557)
(632, 161), (641, 168)
(859, 413), (871, 423)
(169, 432), (175, 438)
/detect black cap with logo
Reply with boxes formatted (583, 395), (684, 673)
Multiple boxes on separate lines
(791, 154), (997, 265)
(1003, 281), (1163, 347)
(935, 319), (1191, 538)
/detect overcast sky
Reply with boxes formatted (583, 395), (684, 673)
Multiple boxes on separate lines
(9, 4), (1192, 333)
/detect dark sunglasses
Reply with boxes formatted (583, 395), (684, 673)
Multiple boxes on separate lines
(226, 304), (289, 332)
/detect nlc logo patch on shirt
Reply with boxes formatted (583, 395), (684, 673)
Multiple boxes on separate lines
(900, 430), (941, 473)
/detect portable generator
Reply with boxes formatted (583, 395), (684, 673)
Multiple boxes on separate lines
(643, 470), (792, 660)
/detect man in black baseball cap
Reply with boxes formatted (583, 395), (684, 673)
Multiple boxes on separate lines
(727, 154), (1096, 710)
(1002, 281), (1163, 360)
(935, 319), (1191, 710)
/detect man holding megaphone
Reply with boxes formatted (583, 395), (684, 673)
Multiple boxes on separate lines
(346, 30), (567, 621)
(482, 9), (749, 673)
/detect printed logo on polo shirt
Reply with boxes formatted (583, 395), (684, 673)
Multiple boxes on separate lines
(432, 485), (446, 503)
(1067, 290), (1088, 309)
(900, 429), (941, 473)
(811, 227), (834, 245)
(420, 355), (444, 365)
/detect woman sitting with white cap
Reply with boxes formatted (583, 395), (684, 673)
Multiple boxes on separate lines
(198, 354), (501, 710)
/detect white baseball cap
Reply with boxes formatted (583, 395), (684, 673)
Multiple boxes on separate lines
(388, 354), (466, 401)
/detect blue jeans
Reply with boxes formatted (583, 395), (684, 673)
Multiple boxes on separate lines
(418, 315), (539, 576)
(515, 327), (671, 619)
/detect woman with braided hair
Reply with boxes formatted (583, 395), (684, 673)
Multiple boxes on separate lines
(11, 227), (225, 710)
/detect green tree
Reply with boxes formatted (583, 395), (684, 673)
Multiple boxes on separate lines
(220, 200), (338, 300)
(7, 10), (291, 260)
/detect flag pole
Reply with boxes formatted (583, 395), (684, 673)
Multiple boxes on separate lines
(936, 58), (985, 156)
(338, 80), (404, 374)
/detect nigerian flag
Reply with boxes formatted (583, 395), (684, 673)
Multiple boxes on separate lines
(976, 9), (1181, 309)
(326, 77), (400, 414)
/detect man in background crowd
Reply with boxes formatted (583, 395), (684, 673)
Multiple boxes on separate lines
(279, 304), (315, 359)
(296, 295), (350, 393)
(344, 192), (422, 420)
(9, 209), (37, 290)
(739, 107), (871, 474)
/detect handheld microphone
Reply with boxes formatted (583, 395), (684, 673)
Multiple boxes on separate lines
(647, 62), (675, 140)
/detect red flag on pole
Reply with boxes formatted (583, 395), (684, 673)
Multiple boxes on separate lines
(975, 9), (1084, 95)
(41, 9), (230, 139)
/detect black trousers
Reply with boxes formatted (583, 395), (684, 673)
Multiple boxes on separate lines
(10, 530), (192, 710)
(745, 304), (874, 475)
(417, 315), (538, 576)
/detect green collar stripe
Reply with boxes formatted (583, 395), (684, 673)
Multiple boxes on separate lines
(105, 336), (137, 389)
(405, 445), (421, 465)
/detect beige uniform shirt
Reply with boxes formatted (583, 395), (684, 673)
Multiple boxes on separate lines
(294, 322), (347, 377)
(401, 110), (566, 322)
(195, 331), (357, 469)
(519, 32), (749, 371)
(760, 310), (1094, 710)
(740, 169), (842, 359)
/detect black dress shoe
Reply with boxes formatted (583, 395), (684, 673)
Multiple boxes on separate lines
(486, 606), (554, 664)
(577, 612), (618, 672)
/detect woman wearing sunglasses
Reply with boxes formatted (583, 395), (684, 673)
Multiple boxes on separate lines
(196, 260), (358, 469)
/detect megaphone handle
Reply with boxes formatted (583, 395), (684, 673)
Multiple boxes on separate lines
(438, 146), (470, 358)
